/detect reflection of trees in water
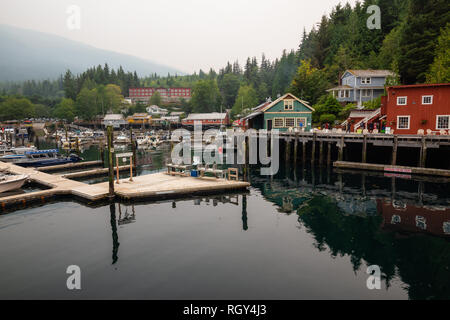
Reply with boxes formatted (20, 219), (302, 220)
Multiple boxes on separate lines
(297, 195), (450, 300)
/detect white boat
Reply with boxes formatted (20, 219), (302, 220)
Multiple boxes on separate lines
(0, 174), (29, 193)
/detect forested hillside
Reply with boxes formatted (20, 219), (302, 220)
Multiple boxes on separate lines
(1, 0), (448, 122)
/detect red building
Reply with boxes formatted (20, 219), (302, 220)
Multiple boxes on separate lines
(381, 83), (450, 135)
(129, 87), (192, 103)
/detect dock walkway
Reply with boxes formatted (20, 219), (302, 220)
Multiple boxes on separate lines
(0, 162), (250, 210)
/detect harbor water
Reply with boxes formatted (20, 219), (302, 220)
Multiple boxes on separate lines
(0, 141), (449, 300)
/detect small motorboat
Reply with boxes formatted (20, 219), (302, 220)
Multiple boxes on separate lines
(0, 174), (29, 193)
(0, 146), (38, 162)
(13, 149), (83, 168)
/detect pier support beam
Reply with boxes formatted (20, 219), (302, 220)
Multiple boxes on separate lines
(311, 133), (316, 165)
(107, 126), (115, 199)
(302, 140), (306, 163)
(319, 141), (324, 166)
(294, 133), (298, 166)
(420, 136), (427, 168)
(391, 135), (398, 166)
(338, 136), (345, 162)
(285, 138), (291, 165)
(362, 134), (367, 163)
(327, 142), (332, 167)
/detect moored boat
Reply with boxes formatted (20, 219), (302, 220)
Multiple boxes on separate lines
(0, 174), (29, 193)
(13, 149), (83, 168)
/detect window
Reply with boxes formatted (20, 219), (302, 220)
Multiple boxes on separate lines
(436, 115), (450, 130)
(397, 116), (410, 129)
(361, 89), (371, 97)
(339, 90), (349, 98)
(285, 118), (295, 128)
(274, 118), (284, 128)
(361, 77), (371, 84)
(296, 118), (307, 128)
(284, 99), (294, 110)
(397, 97), (407, 105)
(422, 95), (433, 105)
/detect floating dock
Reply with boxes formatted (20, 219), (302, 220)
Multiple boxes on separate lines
(0, 161), (250, 211)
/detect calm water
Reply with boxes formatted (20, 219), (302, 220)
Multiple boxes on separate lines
(0, 140), (449, 300)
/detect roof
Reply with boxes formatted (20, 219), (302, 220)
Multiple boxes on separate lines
(103, 114), (124, 121)
(185, 113), (227, 121)
(252, 101), (272, 111)
(132, 113), (150, 118)
(242, 111), (263, 121)
(345, 70), (396, 78)
(261, 93), (314, 112)
(327, 85), (353, 91)
(387, 83), (450, 90)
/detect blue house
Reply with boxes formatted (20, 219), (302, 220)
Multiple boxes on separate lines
(327, 70), (396, 106)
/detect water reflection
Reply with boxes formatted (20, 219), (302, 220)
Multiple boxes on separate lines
(249, 165), (450, 300)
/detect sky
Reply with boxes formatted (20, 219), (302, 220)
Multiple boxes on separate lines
(0, 0), (358, 74)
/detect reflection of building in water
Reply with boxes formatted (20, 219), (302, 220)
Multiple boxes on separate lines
(192, 195), (239, 207)
(378, 199), (450, 237)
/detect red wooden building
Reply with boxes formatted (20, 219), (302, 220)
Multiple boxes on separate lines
(381, 83), (450, 135)
(129, 87), (192, 103)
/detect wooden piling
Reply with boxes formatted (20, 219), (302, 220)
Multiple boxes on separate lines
(338, 136), (344, 161)
(294, 133), (299, 166)
(130, 127), (137, 169)
(420, 136), (427, 168)
(391, 135), (398, 166)
(311, 133), (316, 164)
(285, 138), (290, 165)
(107, 126), (115, 199)
(302, 140), (306, 163)
(327, 141), (332, 167)
(362, 134), (367, 163)
(319, 140), (324, 166)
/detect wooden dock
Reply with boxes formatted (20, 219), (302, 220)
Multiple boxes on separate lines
(0, 161), (250, 210)
(333, 161), (450, 177)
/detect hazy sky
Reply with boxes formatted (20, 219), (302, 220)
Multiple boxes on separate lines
(0, 0), (357, 73)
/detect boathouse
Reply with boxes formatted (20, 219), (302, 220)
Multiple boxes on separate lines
(182, 113), (230, 127)
(243, 93), (314, 132)
(382, 83), (450, 135)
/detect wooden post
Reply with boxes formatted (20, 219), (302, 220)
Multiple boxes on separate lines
(116, 156), (120, 184)
(107, 126), (115, 199)
(130, 126), (137, 168)
(130, 156), (133, 182)
(285, 138), (290, 165)
(420, 136), (427, 168)
(338, 136), (344, 161)
(391, 135), (398, 166)
(327, 141), (332, 167)
(311, 133), (316, 164)
(319, 140), (324, 166)
(244, 135), (249, 182)
(362, 134), (367, 163)
(294, 133), (298, 166)
(302, 140), (306, 163)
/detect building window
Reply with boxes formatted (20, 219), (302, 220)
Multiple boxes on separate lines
(284, 100), (294, 110)
(339, 90), (349, 98)
(361, 77), (372, 84)
(436, 115), (450, 130)
(397, 97), (407, 105)
(397, 116), (410, 129)
(285, 118), (295, 128)
(296, 118), (307, 128)
(361, 89), (371, 97)
(422, 95), (433, 105)
(274, 118), (284, 128)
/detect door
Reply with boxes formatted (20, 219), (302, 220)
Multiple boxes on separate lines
(267, 120), (273, 131)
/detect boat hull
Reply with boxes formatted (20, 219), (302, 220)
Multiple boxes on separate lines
(0, 175), (28, 193)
